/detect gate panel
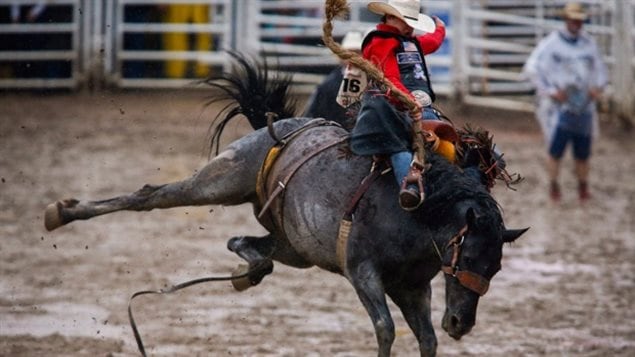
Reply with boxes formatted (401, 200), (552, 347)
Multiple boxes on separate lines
(0, 0), (632, 121)
(454, 0), (621, 112)
(0, 0), (83, 89)
(234, 0), (377, 93)
(105, 0), (233, 88)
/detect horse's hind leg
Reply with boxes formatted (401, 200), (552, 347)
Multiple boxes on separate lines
(388, 285), (437, 357)
(45, 148), (258, 231)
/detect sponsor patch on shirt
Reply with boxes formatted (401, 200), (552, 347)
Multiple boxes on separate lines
(402, 41), (417, 52)
(396, 52), (423, 64)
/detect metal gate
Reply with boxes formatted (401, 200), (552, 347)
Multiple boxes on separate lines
(443, 0), (632, 113)
(103, 0), (233, 88)
(0, 0), (633, 119)
(0, 0), (83, 89)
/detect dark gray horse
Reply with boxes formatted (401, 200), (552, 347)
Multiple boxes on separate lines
(44, 53), (527, 356)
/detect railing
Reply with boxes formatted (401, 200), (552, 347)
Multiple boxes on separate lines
(235, 1), (377, 93)
(0, 0), (633, 119)
(0, 0), (82, 89)
(104, 0), (233, 89)
(444, 0), (620, 112)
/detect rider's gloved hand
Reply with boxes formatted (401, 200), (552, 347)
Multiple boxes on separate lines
(432, 15), (445, 28)
(410, 108), (423, 121)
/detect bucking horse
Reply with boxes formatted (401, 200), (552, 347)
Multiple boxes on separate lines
(44, 49), (527, 356)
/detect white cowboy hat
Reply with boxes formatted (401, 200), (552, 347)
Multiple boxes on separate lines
(367, 0), (436, 33)
(341, 30), (364, 50)
(562, 2), (588, 21)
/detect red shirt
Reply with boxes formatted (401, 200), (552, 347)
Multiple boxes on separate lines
(363, 23), (446, 105)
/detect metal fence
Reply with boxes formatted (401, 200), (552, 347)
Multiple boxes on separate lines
(445, 0), (629, 112)
(105, 0), (233, 88)
(0, 0), (82, 88)
(0, 0), (633, 118)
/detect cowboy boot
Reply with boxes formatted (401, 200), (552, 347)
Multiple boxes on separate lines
(399, 163), (425, 211)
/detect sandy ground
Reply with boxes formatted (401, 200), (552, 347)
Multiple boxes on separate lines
(1, 91), (634, 356)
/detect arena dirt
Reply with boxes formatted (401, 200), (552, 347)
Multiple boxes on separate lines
(1, 92), (633, 356)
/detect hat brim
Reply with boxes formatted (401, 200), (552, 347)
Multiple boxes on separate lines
(404, 13), (436, 33)
(564, 12), (588, 21)
(368, 2), (436, 33)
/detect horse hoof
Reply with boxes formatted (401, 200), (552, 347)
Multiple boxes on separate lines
(44, 202), (63, 231)
(231, 264), (253, 291)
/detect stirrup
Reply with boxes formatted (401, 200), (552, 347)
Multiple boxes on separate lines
(399, 164), (425, 211)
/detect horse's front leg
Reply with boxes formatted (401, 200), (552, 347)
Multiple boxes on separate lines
(45, 149), (256, 231)
(348, 261), (395, 357)
(227, 235), (275, 290)
(388, 284), (437, 357)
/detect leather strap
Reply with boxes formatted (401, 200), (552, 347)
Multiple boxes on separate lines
(343, 161), (386, 219)
(441, 225), (490, 296)
(337, 161), (388, 273)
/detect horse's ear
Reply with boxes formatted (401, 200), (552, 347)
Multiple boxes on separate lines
(502, 227), (529, 243)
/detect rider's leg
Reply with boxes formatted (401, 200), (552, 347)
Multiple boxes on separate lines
(390, 151), (412, 187)
(422, 107), (439, 120)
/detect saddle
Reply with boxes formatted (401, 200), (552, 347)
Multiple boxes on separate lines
(256, 119), (348, 235)
(418, 119), (459, 163)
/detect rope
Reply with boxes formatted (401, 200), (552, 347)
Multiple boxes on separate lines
(128, 270), (251, 357)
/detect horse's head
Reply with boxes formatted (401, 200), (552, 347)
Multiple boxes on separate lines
(441, 207), (528, 340)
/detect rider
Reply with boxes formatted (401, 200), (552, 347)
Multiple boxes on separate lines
(349, 0), (446, 211)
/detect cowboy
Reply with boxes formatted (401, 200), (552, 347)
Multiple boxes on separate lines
(522, 2), (608, 202)
(349, 0), (446, 210)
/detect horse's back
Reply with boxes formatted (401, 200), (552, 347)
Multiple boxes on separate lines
(266, 121), (371, 271)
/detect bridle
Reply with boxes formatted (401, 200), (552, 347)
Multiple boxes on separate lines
(433, 225), (490, 296)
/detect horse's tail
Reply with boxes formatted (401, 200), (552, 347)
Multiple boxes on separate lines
(202, 51), (298, 156)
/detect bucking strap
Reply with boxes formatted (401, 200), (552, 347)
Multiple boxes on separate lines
(336, 160), (389, 273)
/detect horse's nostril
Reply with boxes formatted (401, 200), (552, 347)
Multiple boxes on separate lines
(451, 315), (460, 328)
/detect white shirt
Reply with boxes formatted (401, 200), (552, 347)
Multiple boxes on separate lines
(522, 28), (608, 141)
(523, 29), (608, 97)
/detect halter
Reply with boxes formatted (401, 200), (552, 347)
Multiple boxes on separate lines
(433, 225), (491, 296)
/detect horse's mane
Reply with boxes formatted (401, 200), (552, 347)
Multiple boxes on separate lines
(201, 51), (298, 157)
(420, 153), (502, 227)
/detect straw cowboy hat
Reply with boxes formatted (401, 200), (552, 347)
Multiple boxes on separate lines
(368, 0), (436, 33)
(562, 2), (588, 21)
